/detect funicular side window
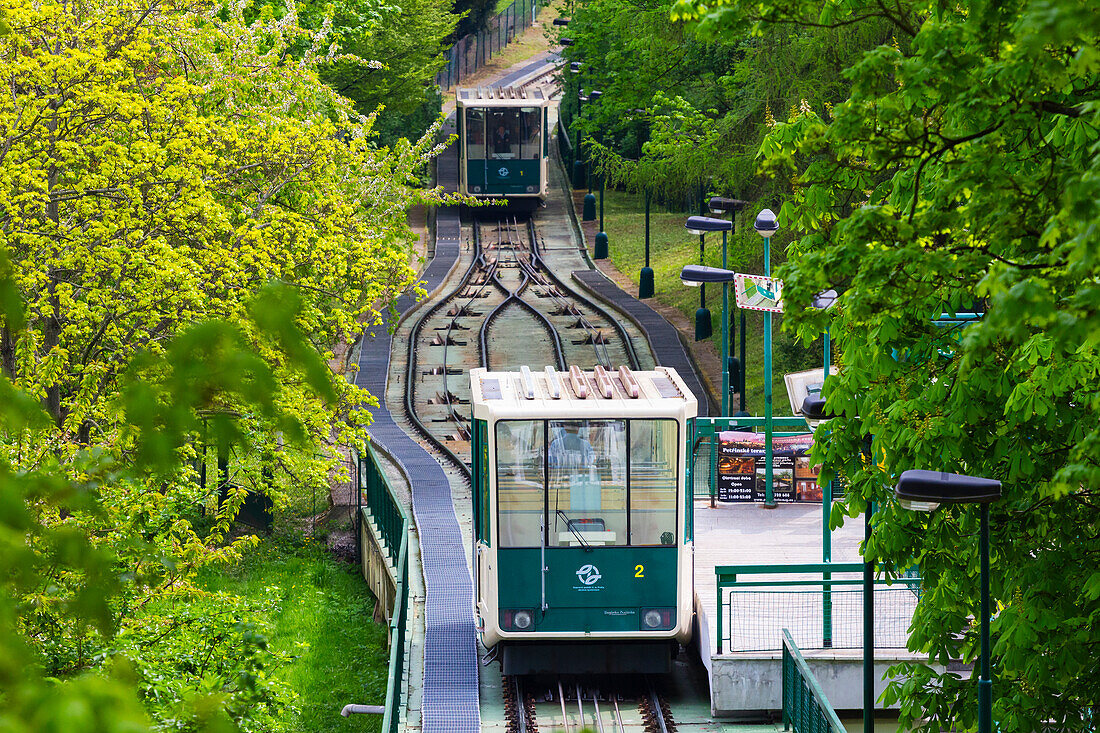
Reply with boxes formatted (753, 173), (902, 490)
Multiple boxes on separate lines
(520, 107), (541, 159)
(549, 419), (627, 547)
(466, 108), (485, 160)
(628, 419), (679, 546)
(496, 420), (544, 548)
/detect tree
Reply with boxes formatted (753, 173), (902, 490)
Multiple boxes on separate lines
(1, 0), (456, 725)
(452, 0), (494, 37)
(1, 250), (314, 731)
(672, 0), (1100, 727)
(296, 0), (458, 146)
(560, 0), (891, 200)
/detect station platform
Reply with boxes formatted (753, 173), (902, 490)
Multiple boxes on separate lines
(693, 501), (924, 718)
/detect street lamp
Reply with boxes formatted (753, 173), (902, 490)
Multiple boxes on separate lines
(708, 198), (748, 412)
(640, 189), (654, 298)
(687, 217), (714, 343)
(567, 62), (584, 188)
(753, 207), (779, 507)
(795, 286), (841, 648)
(895, 470), (1001, 733)
(581, 90), (602, 217)
(684, 216), (734, 415)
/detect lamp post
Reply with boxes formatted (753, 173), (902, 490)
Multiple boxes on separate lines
(683, 217), (734, 415)
(581, 91), (601, 219)
(707, 197), (748, 411)
(594, 174), (608, 258)
(806, 288), (838, 560)
(794, 288), (839, 648)
(640, 189), (654, 298)
(753, 208), (779, 507)
(568, 62), (584, 189)
(895, 470), (1001, 733)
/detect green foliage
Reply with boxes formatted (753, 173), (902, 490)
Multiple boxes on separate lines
(0, 0), (450, 726)
(668, 0), (1100, 727)
(296, 0), (457, 146)
(453, 0), (495, 36)
(0, 253), (312, 729)
(110, 593), (295, 732)
(198, 538), (389, 732)
(563, 0), (890, 204)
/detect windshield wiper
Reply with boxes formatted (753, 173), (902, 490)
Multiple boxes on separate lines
(555, 509), (592, 551)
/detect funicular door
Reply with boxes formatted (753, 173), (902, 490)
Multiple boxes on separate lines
(540, 419), (672, 634)
(495, 418), (679, 635)
(485, 107), (519, 194)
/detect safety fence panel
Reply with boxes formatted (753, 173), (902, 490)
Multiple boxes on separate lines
(361, 447), (406, 566)
(782, 629), (846, 733)
(436, 0), (544, 89)
(357, 445), (411, 733)
(715, 563), (922, 654)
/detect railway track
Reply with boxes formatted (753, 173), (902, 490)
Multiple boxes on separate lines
(403, 214), (640, 468)
(504, 675), (677, 733)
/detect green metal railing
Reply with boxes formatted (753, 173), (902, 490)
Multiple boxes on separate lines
(361, 447), (406, 566)
(358, 444), (410, 733)
(715, 563), (921, 654)
(782, 629), (845, 733)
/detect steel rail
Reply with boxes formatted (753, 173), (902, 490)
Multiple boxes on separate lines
(476, 217), (567, 371)
(438, 229), (504, 436)
(517, 223), (611, 369)
(612, 695), (626, 733)
(401, 231), (486, 476)
(646, 680), (670, 733)
(526, 219), (641, 370)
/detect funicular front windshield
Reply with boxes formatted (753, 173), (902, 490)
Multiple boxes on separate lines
(465, 106), (540, 161)
(495, 419), (678, 548)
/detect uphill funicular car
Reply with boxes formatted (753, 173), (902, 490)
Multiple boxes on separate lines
(456, 86), (551, 204)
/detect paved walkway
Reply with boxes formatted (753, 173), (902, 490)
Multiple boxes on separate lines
(694, 501), (916, 656)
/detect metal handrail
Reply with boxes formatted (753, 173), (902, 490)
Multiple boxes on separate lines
(360, 443), (407, 567)
(382, 524), (409, 733)
(715, 563), (921, 654)
(694, 415), (810, 433)
(358, 443), (411, 733)
(781, 629), (845, 733)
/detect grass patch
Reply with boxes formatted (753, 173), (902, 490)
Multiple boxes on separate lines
(199, 535), (389, 733)
(598, 189), (823, 416)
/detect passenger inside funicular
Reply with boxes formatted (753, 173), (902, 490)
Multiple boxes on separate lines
(495, 419), (679, 549)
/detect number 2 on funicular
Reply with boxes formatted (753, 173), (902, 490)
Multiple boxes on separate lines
(634, 564), (644, 578)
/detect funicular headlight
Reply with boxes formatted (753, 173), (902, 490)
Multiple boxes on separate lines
(641, 608), (675, 631)
(501, 609), (536, 631)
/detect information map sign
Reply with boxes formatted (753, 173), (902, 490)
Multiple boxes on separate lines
(716, 431), (843, 503)
(734, 274), (784, 313)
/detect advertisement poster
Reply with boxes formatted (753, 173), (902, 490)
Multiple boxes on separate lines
(716, 431), (832, 503)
